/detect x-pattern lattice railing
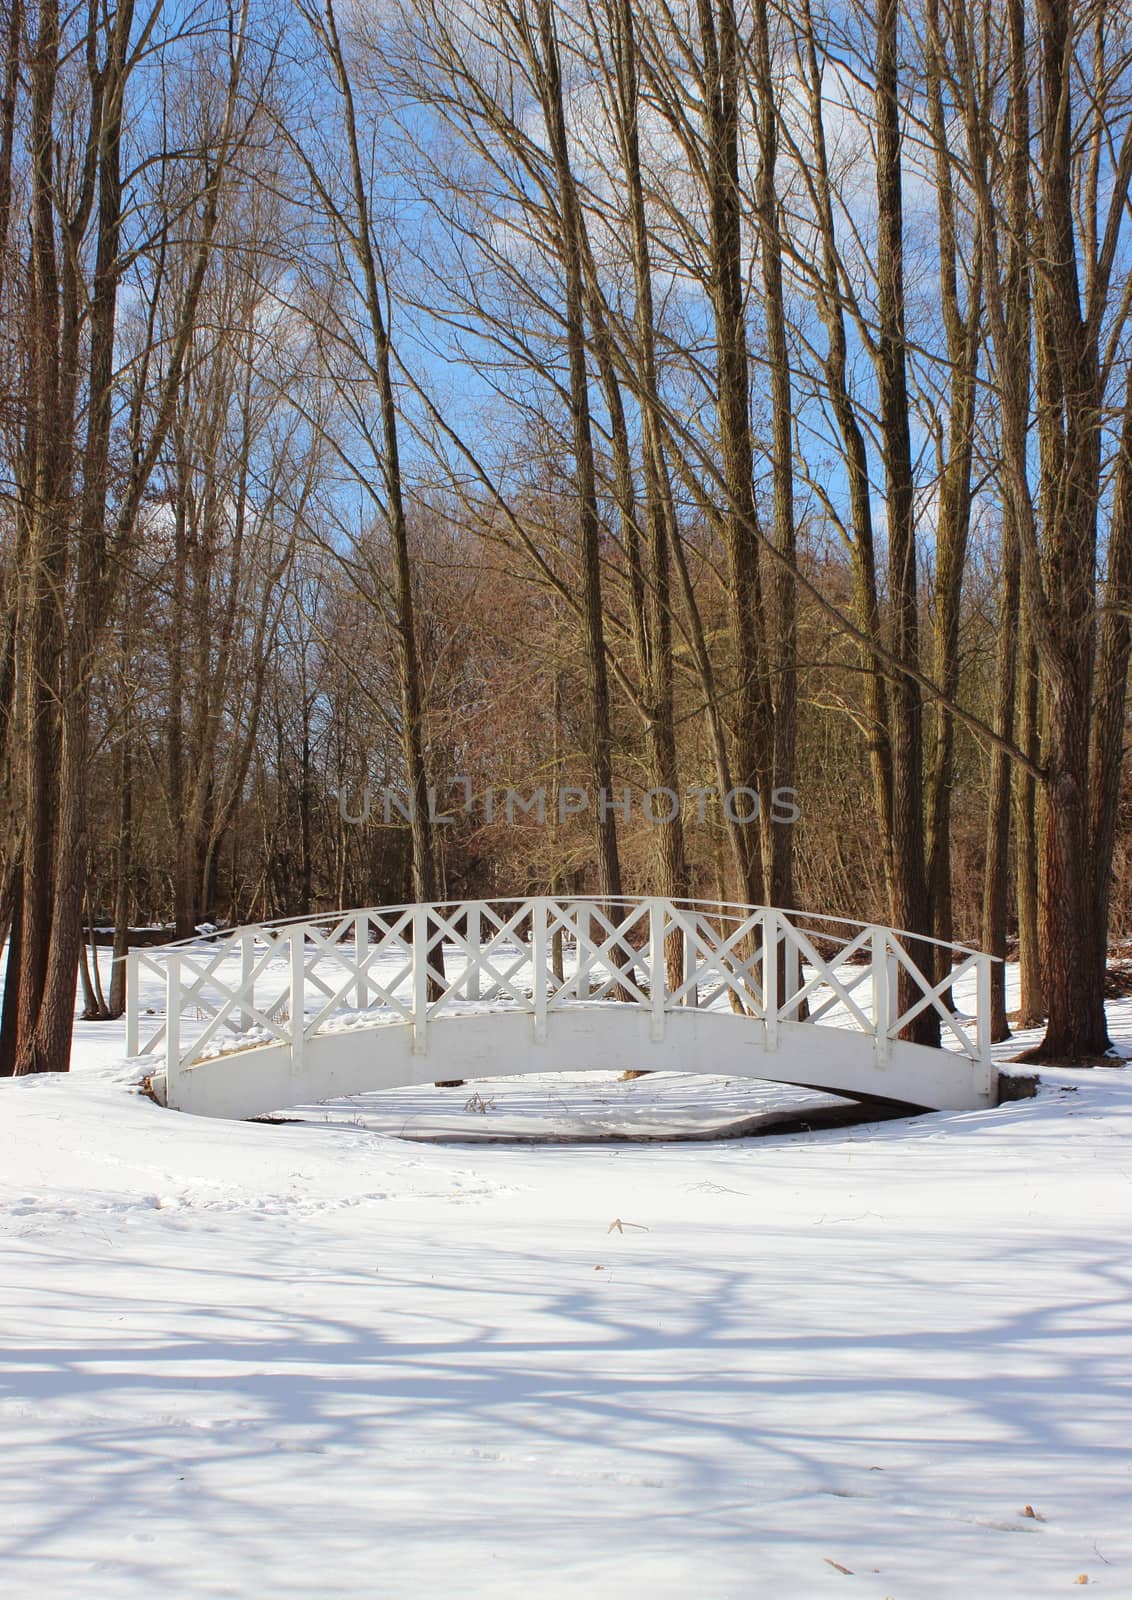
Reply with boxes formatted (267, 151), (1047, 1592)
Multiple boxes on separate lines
(126, 897), (994, 1085)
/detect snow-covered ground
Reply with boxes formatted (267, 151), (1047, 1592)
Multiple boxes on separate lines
(2, 958), (1131, 1598)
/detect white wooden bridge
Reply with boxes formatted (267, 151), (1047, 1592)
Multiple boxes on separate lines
(126, 896), (1000, 1121)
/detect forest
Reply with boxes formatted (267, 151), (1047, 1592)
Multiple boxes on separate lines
(0, 0), (1129, 1076)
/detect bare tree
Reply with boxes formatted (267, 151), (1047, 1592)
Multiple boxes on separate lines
(4, 0), (253, 1075)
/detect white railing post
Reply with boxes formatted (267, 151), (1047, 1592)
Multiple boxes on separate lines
(872, 928), (892, 1062)
(572, 901), (588, 998)
(166, 957), (181, 1096)
(240, 930), (256, 1033)
(412, 906), (429, 1055)
(466, 902), (481, 1001)
(781, 918), (802, 1018)
(125, 949), (140, 1057)
(763, 909), (779, 1047)
(531, 898), (548, 1042)
(353, 913), (369, 1011)
(681, 909), (698, 1008)
(649, 898), (666, 1040)
(976, 952), (992, 1066)
(289, 928), (305, 1074)
(589, 900), (604, 999)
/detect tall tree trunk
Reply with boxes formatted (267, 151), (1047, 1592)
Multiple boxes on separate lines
(0, 865), (22, 1076)
(981, 505), (1020, 1042)
(320, 0), (443, 911)
(1014, 630), (1044, 1027)
(697, 0), (774, 904)
(535, 0), (622, 900)
(874, 0), (936, 1043)
(751, 0), (798, 912)
(0, 0), (22, 306)
(107, 718), (133, 1017)
(12, 0), (69, 1074)
(1086, 373), (1132, 1002)
(1019, 0), (1116, 1059)
(16, 0), (132, 1063)
(608, 0), (686, 957)
(10, 0), (247, 1071)
(798, 0), (894, 911)
(924, 0), (981, 987)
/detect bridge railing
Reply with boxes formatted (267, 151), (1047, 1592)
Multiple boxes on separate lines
(126, 897), (993, 1094)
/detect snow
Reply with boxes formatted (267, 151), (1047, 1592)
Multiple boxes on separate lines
(2, 956), (1132, 1598)
(288, 1071), (859, 1142)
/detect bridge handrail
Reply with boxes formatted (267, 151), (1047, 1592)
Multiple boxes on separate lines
(125, 897), (994, 1093)
(130, 894), (991, 958)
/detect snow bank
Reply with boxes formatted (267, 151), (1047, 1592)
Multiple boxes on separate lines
(1, 983), (1130, 1598)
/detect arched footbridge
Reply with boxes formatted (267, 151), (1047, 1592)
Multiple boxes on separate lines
(127, 897), (1002, 1121)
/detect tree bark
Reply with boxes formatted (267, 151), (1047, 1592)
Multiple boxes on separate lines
(981, 507), (1020, 1042)
(535, 0), (622, 900)
(697, 0), (774, 904)
(874, 0), (936, 1043)
(751, 0), (798, 913)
